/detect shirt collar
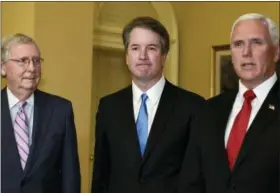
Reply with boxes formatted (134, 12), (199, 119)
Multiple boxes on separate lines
(7, 87), (34, 109)
(132, 75), (166, 105)
(238, 72), (277, 102)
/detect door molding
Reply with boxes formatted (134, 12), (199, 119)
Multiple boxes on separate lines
(93, 2), (179, 85)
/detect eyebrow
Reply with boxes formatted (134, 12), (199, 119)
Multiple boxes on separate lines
(232, 37), (265, 44)
(249, 37), (265, 42)
(130, 43), (160, 47)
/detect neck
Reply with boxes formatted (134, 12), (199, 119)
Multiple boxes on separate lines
(133, 76), (162, 92)
(241, 72), (274, 90)
(7, 85), (34, 101)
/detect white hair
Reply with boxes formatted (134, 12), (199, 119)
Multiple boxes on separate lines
(1, 33), (40, 62)
(230, 13), (279, 45)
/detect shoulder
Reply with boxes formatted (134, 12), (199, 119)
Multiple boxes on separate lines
(35, 89), (73, 109)
(206, 89), (237, 107)
(98, 85), (132, 106)
(1, 87), (7, 93)
(165, 81), (205, 104)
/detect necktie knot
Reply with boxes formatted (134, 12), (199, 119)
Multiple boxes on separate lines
(18, 101), (27, 109)
(243, 90), (256, 102)
(141, 93), (148, 103)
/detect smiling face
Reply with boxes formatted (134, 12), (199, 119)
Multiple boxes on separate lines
(1, 43), (41, 98)
(231, 19), (279, 89)
(126, 27), (166, 85)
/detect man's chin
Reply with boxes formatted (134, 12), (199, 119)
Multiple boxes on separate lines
(21, 84), (38, 91)
(135, 75), (152, 82)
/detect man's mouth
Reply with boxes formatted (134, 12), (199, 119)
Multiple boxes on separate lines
(23, 77), (36, 80)
(241, 63), (256, 70)
(137, 63), (150, 66)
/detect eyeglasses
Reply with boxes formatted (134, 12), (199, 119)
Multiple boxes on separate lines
(8, 56), (44, 67)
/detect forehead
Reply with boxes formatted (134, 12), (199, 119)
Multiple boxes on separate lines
(9, 43), (39, 57)
(231, 19), (271, 41)
(129, 27), (161, 45)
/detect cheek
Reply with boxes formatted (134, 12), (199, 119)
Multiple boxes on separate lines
(253, 48), (271, 61)
(35, 68), (42, 74)
(149, 54), (161, 64)
(126, 54), (136, 64)
(6, 67), (22, 78)
(231, 53), (239, 63)
(232, 63), (240, 73)
(13, 71), (25, 79)
(126, 59), (134, 69)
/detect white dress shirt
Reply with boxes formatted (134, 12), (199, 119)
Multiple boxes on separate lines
(132, 75), (165, 134)
(7, 87), (34, 145)
(224, 73), (277, 146)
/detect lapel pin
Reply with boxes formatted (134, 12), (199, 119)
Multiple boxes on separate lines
(268, 104), (275, 110)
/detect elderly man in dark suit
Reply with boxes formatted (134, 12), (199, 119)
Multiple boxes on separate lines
(178, 13), (279, 193)
(91, 16), (205, 193)
(1, 33), (81, 193)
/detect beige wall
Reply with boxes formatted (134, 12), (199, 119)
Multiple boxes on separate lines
(1, 2), (36, 36)
(1, 2), (36, 87)
(172, 2), (279, 98)
(1, 2), (95, 193)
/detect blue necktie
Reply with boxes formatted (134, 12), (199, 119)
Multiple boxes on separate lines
(136, 93), (148, 156)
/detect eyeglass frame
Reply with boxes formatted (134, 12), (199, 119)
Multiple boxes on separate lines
(6, 56), (44, 67)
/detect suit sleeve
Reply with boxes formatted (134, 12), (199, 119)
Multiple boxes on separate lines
(62, 102), (81, 193)
(178, 100), (206, 193)
(91, 99), (110, 193)
(278, 112), (280, 193)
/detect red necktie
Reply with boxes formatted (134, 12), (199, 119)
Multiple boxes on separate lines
(227, 90), (256, 170)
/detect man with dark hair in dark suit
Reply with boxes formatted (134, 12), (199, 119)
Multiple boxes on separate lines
(91, 16), (205, 193)
(179, 13), (279, 193)
(1, 33), (81, 193)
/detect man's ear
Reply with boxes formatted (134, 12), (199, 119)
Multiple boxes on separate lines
(125, 52), (129, 66)
(274, 43), (280, 62)
(161, 53), (167, 67)
(277, 42), (280, 60)
(1, 61), (7, 77)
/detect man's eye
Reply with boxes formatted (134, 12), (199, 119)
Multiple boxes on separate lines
(233, 41), (243, 47)
(148, 47), (156, 50)
(251, 39), (263, 45)
(20, 57), (30, 63)
(131, 47), (138, 50)
(33, 58), (41, 63)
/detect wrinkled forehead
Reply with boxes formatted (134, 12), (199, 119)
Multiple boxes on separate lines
(129, 27), (161, 45)
(231, 19), (271, 41)
(8, 43), (40, 58)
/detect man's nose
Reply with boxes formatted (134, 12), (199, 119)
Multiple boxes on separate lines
(242, 43), (252, 57)
(139, 49), (148, 60)
(26, 59), (36, 71)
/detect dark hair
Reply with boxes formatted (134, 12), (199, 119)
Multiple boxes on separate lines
(122, 16), (170, 54)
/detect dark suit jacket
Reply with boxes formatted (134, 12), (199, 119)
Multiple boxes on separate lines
(91, 80), (205, 193)
(1, 88), (81, 193)
(178, 81), (279, 193)
(278, 80), (280, 193)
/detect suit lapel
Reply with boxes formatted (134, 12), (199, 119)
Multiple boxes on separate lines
(141, 81), (177, 162)
(232, 82), (279, 173)
(214, 90), (237, 179)
(120, 86), (143, 161)
(23, 90), (53, 178)
(1, 88), (24, 176)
